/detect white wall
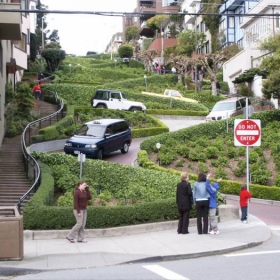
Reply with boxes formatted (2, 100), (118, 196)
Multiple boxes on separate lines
(223, 46), (262, 93)
(0, 40), (14, 146)
(252, 75), (279, 109)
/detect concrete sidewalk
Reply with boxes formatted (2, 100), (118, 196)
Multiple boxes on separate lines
(0, 215), (271, 274)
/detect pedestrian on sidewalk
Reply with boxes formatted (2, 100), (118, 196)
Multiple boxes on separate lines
(176, 172), (193, 234)
(239, 184), (252, 224)
(32, 82), (41, 100)
(66, 180), (92, 243)
(206, 175), (222, 235)
(193, 172), (210, 234)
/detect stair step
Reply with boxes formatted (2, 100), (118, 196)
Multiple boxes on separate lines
(0, 100), (58, 212)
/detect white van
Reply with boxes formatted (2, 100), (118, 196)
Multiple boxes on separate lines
(206, 97), (254, 122)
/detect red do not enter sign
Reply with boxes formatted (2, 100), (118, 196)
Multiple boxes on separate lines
(234, 119), (261, 146)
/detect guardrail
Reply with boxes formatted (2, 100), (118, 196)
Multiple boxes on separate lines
(16, 89), (65, 213)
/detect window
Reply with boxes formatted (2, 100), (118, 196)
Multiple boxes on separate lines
(27, 29), (30, 44)
(114, 121), (128, 133)
(276, 13), (280, 29)
(237, 38), (243, 49)
(95, 91), (109, 100)
(205, 41), (209, 54)
(111, 92), (120, 99)
(15, 33), (27, 52)
(21, 0), (28, 16)
(229, 17), (235, 28)
(239, 12), (243, 24)
(239, 98), (246, 108)
(105, 125), (113, 135)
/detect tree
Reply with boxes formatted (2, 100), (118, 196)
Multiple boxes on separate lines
(125, 26), (140, 42)
(233, 68), (268, 85)
(15, 84), (34, 117)
(195, 51), (228, 95)
(118, 44), (134, 58)
(41, 48), (66, 72)
(47, 29), (60, 44)
(29, 33), (38, 62)
(139, 50), (158, 72)
(262, 70), (280, 99)
(260, 35), (280, 99)
(32, 1), (60, 56)
(45, 42), (61, 49)
(202, 0), (222, 53)
(146, 15), (169, 31)
(168, 12), (185, 38)
(222, 44), (241, 59)
(165, 55), (193, 84)
(260, 35), (280, 73)
(176, 30), (206, 57)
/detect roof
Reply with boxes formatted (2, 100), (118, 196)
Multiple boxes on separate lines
(148, 38), (178, 52)
(217, 97), (244, 103)
(86, 119), (125, 126)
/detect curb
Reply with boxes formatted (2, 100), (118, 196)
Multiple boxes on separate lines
(122, 241), (263, 264)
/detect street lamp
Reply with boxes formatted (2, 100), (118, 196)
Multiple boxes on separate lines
(144, 75), (148, 90)
(156, 142), (161, 166)
(161, 31), (164, 66)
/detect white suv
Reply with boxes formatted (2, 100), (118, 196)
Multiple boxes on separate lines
(91, 89), (146, 113)
(206, 97), (254, 122)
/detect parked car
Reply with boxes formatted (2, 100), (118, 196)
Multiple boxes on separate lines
(64, 119), (132, 160)
(122, 58), (129, 63)
(205, 97), (254, 122)
(91, 89), (146, 112)
(142, 89), (198, 103)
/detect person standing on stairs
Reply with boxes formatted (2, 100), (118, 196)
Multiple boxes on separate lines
(32, 82), (41, 100)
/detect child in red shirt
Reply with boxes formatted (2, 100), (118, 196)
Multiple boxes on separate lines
(239, 184), (252, 223)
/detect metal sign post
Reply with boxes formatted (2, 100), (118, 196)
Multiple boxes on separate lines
(234, 99), (261, 222)
(78, 153), (86, 179)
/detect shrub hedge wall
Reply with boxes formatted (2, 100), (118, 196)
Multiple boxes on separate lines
(139, 110), (280, 201)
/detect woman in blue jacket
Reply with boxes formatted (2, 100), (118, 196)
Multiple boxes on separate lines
(193, 173), (210, 234)
(206, 176), (222, 235)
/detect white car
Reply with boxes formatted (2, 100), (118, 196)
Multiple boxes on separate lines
(91, 89), (146, 113)
(206, 97), (254, 122)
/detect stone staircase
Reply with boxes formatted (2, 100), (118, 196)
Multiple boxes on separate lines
(0, 100), (60, 210)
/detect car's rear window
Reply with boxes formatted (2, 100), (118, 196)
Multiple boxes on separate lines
(212, 102), (235, 111)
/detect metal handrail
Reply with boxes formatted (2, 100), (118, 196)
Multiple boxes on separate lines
(16, 89), (64, 212)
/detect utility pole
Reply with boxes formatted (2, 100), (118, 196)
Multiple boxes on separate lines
(41, 17), (44, 49)
(194, 16), (198, 95)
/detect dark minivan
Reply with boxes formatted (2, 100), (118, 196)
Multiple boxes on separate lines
(64, 119), (132, 160)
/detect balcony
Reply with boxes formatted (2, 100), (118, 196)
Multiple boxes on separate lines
(219, 0), (260, 14)
(162, 3), (181, 13)
(0, 2), (22, 40)
(139, 0), (156, 13)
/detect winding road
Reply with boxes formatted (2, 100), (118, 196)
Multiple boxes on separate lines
(105, 117), (280, 226)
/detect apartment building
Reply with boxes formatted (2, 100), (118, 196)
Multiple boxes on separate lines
(0, 0), (35, 147)
(105, 32), (123, 58)
(122, 0), (183, 40)
(223, 0), (280, 107)
(219, 0), (260, 49)
(183, 0), (211, 54)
